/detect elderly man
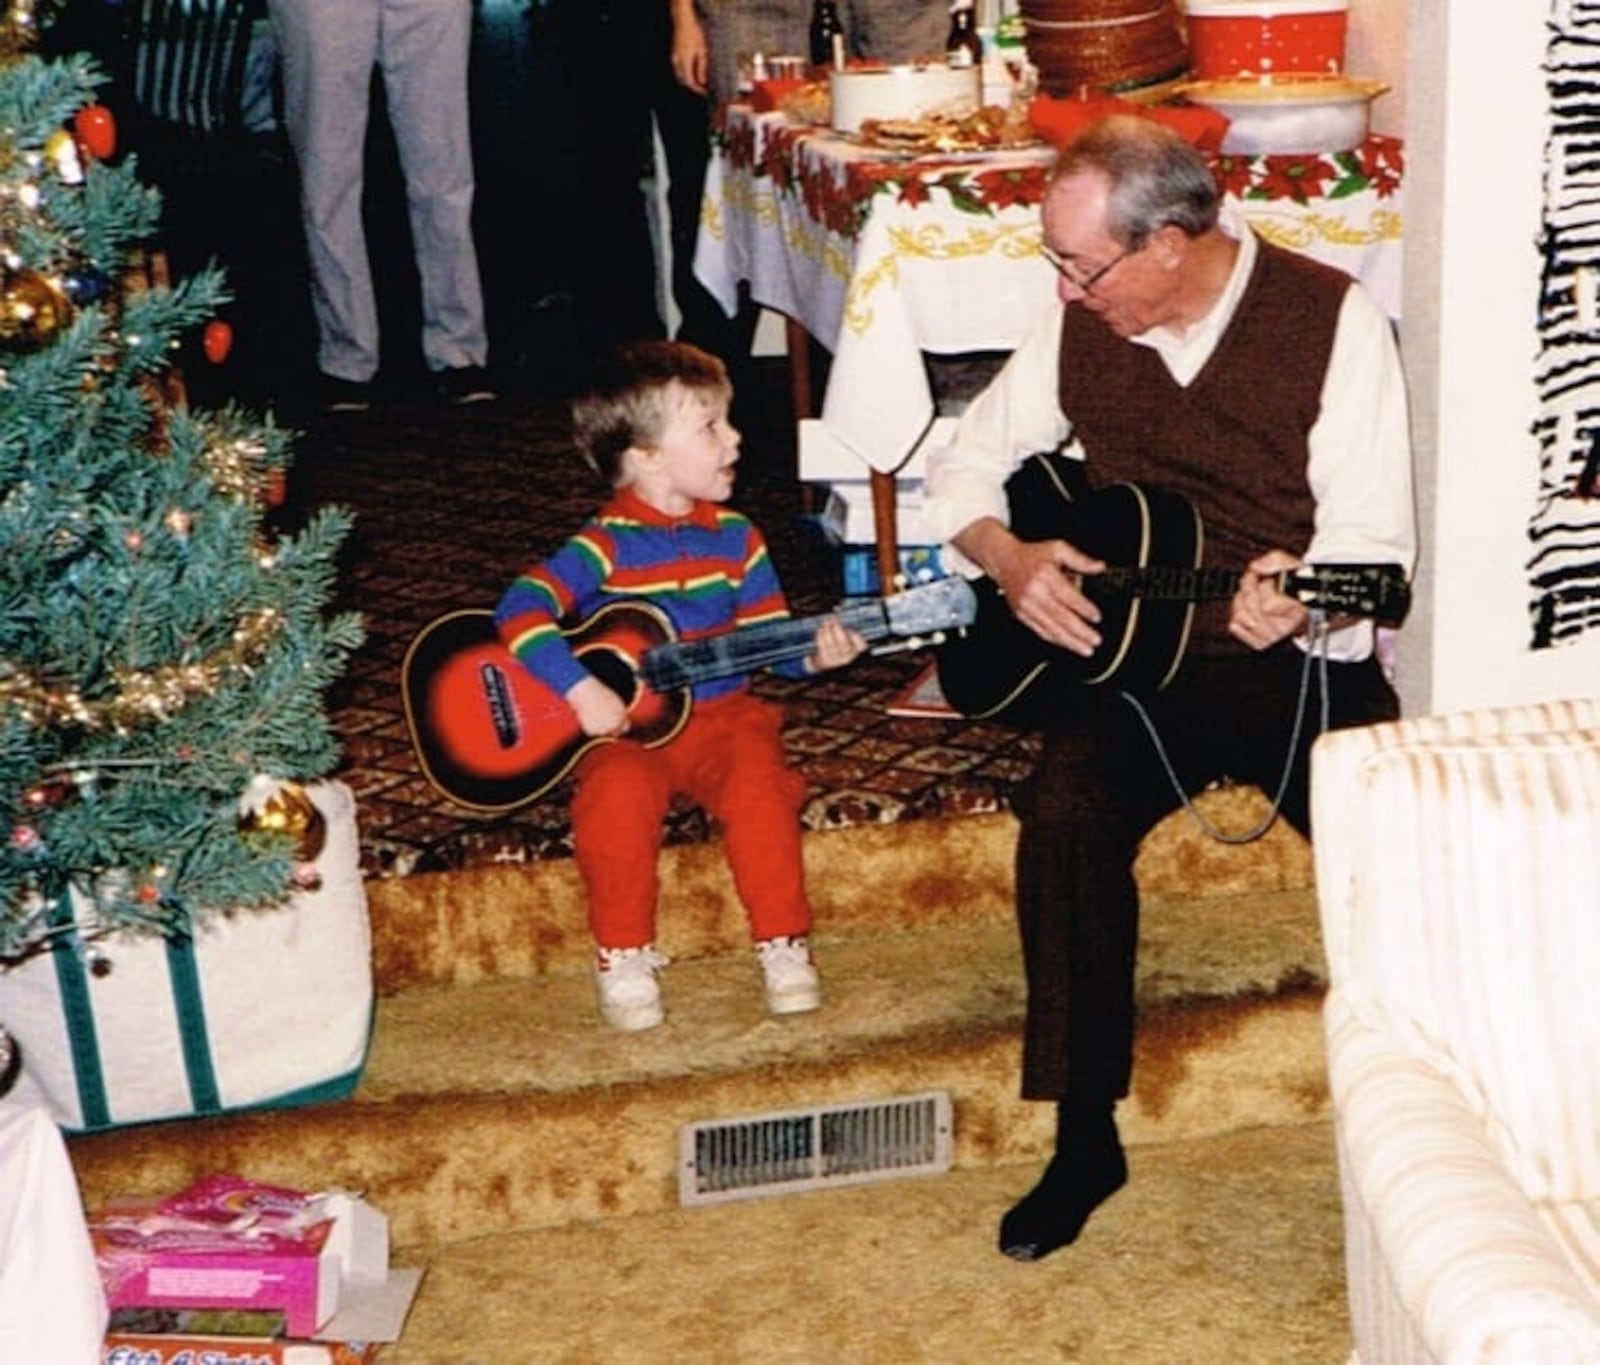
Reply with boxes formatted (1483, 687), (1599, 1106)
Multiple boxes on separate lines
(922, 115), (1415, 1261)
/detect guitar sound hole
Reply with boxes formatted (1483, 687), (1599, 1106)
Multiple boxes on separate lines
(585, 651), (639, 706)
(480, 663), (520, 750)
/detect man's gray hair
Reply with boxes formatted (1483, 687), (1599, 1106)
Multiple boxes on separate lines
(1053, 115), (1221, 249)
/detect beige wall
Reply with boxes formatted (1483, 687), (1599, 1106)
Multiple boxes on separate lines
(1346, 0), (1408, 137)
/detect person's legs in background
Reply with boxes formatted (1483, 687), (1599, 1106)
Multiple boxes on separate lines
(380, 0), (492, 399)
(550, 0), (664, 354)
(270, 0), (383, 403)
(652, 51), (732, 356)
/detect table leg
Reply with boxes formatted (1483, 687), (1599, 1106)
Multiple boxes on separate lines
(785, 318), (813, 420)
(785, 317), (825, 517)
(785, 315), (897, 592)
(871, 468), (901, 596)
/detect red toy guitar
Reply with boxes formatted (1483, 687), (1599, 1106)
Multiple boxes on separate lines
(401, 577), (977, 812)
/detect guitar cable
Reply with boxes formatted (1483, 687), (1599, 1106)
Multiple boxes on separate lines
(1117, 610), (1333, 845)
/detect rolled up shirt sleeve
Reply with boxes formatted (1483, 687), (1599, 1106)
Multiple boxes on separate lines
(1306, 286), (1416, 575)
(922, 303), (1072, 577)
(1302, 284), (1417, 661)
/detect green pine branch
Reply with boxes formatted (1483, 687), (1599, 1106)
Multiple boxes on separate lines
(0, 44), (363, 962)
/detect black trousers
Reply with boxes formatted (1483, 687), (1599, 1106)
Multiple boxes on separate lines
(1011, 644), (1399, 1104)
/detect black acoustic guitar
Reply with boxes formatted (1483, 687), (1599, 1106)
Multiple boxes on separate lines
(934, 464), (1410, 721)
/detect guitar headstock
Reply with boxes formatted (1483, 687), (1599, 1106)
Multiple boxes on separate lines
(882, 576), (979, 636)
(1287, 563), (1411, 626)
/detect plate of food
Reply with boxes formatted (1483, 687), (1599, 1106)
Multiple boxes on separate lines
(854, 105), (1044, 157)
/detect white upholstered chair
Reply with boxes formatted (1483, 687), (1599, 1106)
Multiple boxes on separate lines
(1310, 700), (1600, 1364)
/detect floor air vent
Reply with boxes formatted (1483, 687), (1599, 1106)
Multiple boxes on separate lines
(679, 1090), (953, 1206)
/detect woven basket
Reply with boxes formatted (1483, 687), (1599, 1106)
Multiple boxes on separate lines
(1020, 0), (1191, 99)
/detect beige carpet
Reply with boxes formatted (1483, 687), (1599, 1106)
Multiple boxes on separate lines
(63, 791), (1342, 1360)
(388, 1122), (1349, 1364)
(69, 899), (1329, 1248)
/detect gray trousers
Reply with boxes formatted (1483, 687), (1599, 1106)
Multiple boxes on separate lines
(269, 0), (487, 381)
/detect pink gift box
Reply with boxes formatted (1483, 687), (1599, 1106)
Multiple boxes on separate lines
(91, 1176), (340, 1338)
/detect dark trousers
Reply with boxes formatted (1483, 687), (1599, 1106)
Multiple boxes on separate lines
(1012, 645), (1399, 1104)
(652, 73), (733, 355)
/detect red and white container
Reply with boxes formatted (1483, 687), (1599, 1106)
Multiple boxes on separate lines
(1183, 0), (1348, 79)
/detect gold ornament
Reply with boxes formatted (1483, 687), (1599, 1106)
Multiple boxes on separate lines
(0, 1), (50, 59)
(0, 265), (69, 352)
(44, 128), (81, 184)
(199, 429), (271, 502)
(239, 779), (326, 863)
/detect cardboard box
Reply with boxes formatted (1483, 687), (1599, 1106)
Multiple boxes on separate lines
(104, 1322), (381, 1365)
(93, 1177), (421, 1346)
(797, 417), (958, 484)
(95, 1197), (338, 1337)
(819, 481), (930, 546)
(840, 544), (945, 597)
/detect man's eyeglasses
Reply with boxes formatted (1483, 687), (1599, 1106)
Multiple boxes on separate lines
(1039, 242), (1132, 294)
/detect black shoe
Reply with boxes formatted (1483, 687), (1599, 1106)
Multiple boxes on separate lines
(319, 375), (373, 413)
(436, 365), (496, 406)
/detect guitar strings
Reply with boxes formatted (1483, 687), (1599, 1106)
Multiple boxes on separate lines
(1117, 613), (1333, 845)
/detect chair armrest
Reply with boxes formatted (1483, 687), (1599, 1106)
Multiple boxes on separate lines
(1326, 992), (1600, 1363)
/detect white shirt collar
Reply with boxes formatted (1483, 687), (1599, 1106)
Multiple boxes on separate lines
(1132, 201), (1258, 386)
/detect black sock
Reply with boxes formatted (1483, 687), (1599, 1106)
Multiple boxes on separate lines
(998, 1104), (1127, 1262)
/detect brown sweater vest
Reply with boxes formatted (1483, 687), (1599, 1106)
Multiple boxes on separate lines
(1057, 240), (1350, 655)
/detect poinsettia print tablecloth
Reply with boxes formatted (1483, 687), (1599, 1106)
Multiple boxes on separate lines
(695, 105), (1403, 480)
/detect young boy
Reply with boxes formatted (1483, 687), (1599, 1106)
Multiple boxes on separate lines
(495, 341), (866, 1031)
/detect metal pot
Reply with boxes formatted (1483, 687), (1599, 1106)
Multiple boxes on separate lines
(1175, 72), (1388, 155)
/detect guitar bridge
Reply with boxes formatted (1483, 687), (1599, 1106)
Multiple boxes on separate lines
(480, 662), (520, 750)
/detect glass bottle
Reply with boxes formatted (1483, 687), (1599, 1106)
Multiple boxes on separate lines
(946, 0), (983, 69)
(810, 0), (846, 72)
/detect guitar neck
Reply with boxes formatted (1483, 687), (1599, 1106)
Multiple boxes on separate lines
(640, 598), (895, 691)
(1098, 563), (1407, 623)
(1098, 565), (1242, 602)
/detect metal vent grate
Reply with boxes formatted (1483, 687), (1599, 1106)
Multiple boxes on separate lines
(679, 1090), (953, 1206)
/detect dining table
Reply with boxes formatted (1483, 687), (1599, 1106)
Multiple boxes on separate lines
(694, 102), (1406, 589)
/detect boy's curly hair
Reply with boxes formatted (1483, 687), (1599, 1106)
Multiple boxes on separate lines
(571, 340), (732, 485)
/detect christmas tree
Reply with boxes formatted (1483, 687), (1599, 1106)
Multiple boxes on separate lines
(0, 6), (362, 965)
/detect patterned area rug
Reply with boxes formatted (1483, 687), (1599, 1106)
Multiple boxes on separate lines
(273, 363), (1037, 880)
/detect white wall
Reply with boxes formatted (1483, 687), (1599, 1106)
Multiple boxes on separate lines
(1396, 2), (1600, 713)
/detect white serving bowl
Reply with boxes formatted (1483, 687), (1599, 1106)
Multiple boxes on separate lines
(1176, 72), (1389, 155)
(829, 64), (982, 135)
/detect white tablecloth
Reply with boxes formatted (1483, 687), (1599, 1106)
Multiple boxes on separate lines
(696, 107), (1405, 476)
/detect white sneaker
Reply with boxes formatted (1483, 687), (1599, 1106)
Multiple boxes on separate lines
(756, 936), (821, 1015)
(594, 945), (668, 1031)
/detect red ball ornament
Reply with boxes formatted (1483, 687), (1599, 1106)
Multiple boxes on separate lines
(203, 318), (233, 365)
(263, 467), (287, 508)
(23, 778), (73, 809)
(74, 104), (116, 161)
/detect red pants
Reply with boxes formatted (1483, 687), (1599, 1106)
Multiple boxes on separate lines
(571, 691), (811, 950)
